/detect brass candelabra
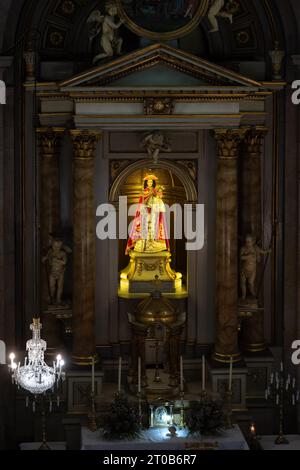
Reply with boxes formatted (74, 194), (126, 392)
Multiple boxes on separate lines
(87, 391), (98, 432)
(224, 388), (234, 430)
(179, 391), (185, 428)
(265, 363), (299, 445)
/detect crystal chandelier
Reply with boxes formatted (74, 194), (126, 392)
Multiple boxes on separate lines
(9, 318), (65, 396)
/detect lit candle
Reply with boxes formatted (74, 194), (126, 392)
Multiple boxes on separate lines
(229, 357), (233, 391)
(250, 423), (256, 436)
(92, 357), (95, 394)
(202, 355), (206, 391)
(118, 357), (122, 393)
(138, 357), (141, 393)
(180, 356), (184, 392)
(9, 353), (15, 368)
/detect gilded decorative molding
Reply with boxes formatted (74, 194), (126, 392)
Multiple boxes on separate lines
(59, 44), (262, 89)
(110, 160), (131, 182)
(116, 0), (210, 41)
(176, 160), (197, 182)
(144, 98), (174, 115)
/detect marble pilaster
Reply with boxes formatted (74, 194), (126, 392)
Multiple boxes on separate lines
(37, 127), (65, 348)
(212, 129), (244, 363)
(239, 127), (268, 353)
(70, 130), (101, 365)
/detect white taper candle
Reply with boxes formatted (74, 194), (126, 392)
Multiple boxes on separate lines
(202, 355), (205, 391)
(138, 357), (141, 393)
(229, 357), (233, 391)
(92, 357), (95, 394)
(118, 357), (122, 393)
(180, 356), (184, 392)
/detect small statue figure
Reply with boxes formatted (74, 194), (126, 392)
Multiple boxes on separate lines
(142, 132), (171, 164)
(126, 173), (170, 254)
(42, 236), (71, 306)
(207, 0), (233, 33)
(239, 234), (271, 302)
(87, 0), (124, 64)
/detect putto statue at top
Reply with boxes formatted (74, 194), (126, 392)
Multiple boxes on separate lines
(87, 0), (124, 64)
(207, 0), (233, 33)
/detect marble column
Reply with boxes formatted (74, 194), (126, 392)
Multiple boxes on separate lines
(213, 129), (244, 363)
(37, 128), (65, 348)
(239, 127), (268, 352)
(70, 130), (101, 365)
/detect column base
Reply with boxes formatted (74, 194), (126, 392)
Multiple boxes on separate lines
(72, 353), (99, 366)
(209, 359), (248, 410)
(241, 342), (267, 354)
(239, 305), (266, 353)
(212, 351), (242, 364)
(244, 349), (274, 403)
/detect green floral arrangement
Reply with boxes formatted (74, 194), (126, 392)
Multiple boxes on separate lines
(185, 399), (225, 436)
(102, 396), (140, 440)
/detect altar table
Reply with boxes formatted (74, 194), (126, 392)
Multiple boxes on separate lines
(81, 425), (248, 451)
(260, 435), (300, 450)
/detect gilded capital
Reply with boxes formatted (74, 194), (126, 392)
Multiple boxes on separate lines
(70, 130), (102, 160)
(37, 128), (65, 157)
(242, 127), (268, 155)
(213, 129), (245, 160)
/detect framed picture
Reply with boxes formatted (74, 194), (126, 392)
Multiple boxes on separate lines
(117, 0), (210, 40)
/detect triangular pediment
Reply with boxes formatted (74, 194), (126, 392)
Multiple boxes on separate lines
(60, 43), (262, 90)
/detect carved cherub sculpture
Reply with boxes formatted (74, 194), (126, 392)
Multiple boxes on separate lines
(239, 234), (271, 301)
(42, 236), (71, 306)
(142, 132), (171, 164)
(208, 0), (233, 33)
(87, 0), (124, 64)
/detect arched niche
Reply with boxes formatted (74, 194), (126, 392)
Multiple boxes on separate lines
(109, 159), (197, 285)
(109, 159), (198, 204)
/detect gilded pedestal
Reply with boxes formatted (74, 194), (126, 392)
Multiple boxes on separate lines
(70, 130), (101, 365)
(212, 129), (244, 363)
(120, 251), (182, 294)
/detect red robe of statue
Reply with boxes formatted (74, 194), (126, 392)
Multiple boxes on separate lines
(125, 186), (170, 254)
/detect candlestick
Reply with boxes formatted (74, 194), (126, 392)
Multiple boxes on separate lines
(229, 356), (233, 391)
(180, 356), (184, 392)
(250, 423), (256, 436)
(92, 357), (95, 394)
(202, 355), (206, 391)
(138, 357), (141, 393)
(118, 357), (122, 393)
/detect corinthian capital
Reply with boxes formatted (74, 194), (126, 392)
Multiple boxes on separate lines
(37, 128), (65, 157)
(213, 128), (246, 159)
(70, 130), (102, 160)
(242, 127), (268, 155)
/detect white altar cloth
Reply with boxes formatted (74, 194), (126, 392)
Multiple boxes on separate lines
(81, 425), (248, 451)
